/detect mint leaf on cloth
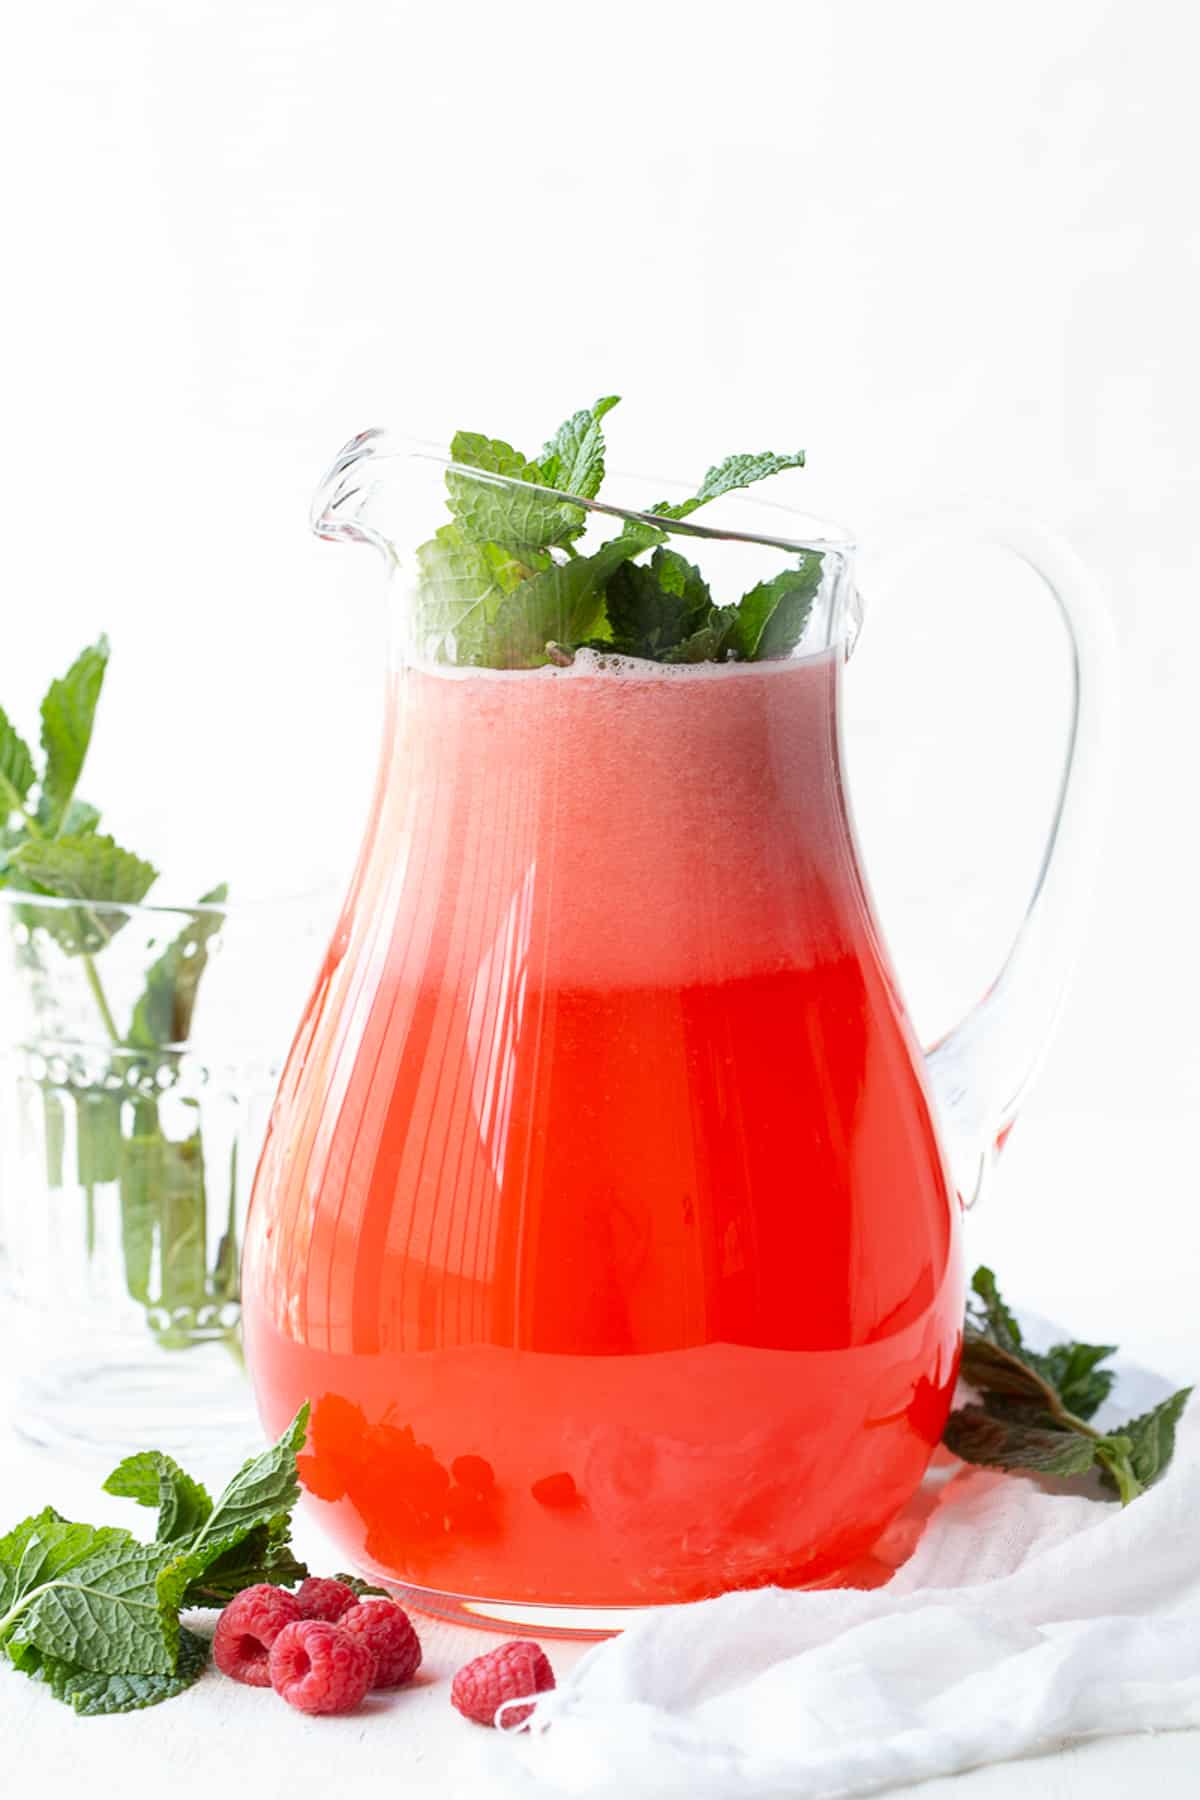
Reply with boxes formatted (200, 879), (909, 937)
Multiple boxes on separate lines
(446, 432), (583, 552)
(0, 705), (36, 819)
(942, 1407), (1103, 1478)
(127, 883), (228, 1050)
(37, 636), (110, 834)
(539, 395), (621, 500)
(103, 1452), (213, 1543)
(1113, 1387), (1193, 1492)
(944, 1265), (1192, 1504)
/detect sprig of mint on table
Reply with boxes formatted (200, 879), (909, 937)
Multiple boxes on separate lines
(944, 1267), (1192, 1503)
(0, 638), (234, 1337)
(414, 395), (824, 668)
(0, 1408), (319, 1715)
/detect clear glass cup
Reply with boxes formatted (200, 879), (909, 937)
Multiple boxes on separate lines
(0, 887), (328, 1464)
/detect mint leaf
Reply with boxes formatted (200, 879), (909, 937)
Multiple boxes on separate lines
(946, 1265), (1192, 1504)
(652, 450), (807, 521)
(39, 1624), (207, 1716)
(0, 706), (36, 820)
(663, 606), (742, 664)
(127, 884), (227, 1050)
(1111, 1387), (1193, 1492)
(446, 433), (583, 552)
(0, 1510), (103, 1620)
(942, 1406), (1101, 1478)
(539, 396), (620, 501)
(38, 637), (110, 834)
(485, 533), (661, 668)
(103, 1453), (213, 1544)
(0, 1407), (315, 1713)
(732, 555), (824, 660)
(0, 1523), (190, 1677)
(11, 833), (158, 953)
(414, 524), (549, 664)
(603, 549), (712, 658)
(184, 1404), (310, 1572)
(181, 1528), (307, 1609)
(334, 1571), (390, 1599)
(1030, 1341), (1118, 1423)
(61, 798), (101, 836)
(967, 1265), (1025, 1353)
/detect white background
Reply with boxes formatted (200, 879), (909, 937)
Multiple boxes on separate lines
(1, 0), (1197, 1376)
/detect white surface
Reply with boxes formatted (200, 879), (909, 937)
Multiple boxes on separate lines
(1, 1343), (1198, 1798)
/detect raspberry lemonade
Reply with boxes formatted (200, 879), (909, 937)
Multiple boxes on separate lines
(235, 397), (1139, 1628)
(242, 647), (962, 1616)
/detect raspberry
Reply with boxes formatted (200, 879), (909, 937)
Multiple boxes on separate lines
(451, 1640), (555, 1729)
(212, 1584), (302, 1687)
(451, 1453), (496, 1494)
(295, 1576), (359, 1623)
(530, 1471), (579, 1508)
(268, 1619), (377, 1715)
(338, 1599), (422, 1688)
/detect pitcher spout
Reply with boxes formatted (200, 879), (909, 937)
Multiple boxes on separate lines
(310, 427), (396, 555)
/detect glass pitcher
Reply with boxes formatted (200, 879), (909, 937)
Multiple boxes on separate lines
(241, 432), (1113, 1633)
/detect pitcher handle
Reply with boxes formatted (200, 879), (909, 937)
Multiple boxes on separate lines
(871, 512), (1119, 1207)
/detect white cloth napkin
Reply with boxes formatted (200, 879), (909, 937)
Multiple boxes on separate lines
(457, 1361), (1200, 1799)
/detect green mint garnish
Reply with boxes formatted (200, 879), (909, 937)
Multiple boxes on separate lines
(411, 397), (819, 668)
(943, 1266), (1192, 1503)
(0, 1408), (313, 1715)
(446, 432), (584, 553)
(538, 394), (621, 501)
(647, 448), (808, 521)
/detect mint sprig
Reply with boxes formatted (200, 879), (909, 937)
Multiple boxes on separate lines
(0, 642), (237, 1338)
(0, 1408), (314, 1715)
(943, 1267), (1192, 1504)
(413, 397), (821, 669)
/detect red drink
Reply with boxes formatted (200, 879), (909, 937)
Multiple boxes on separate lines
(242, 650), (962, 1616)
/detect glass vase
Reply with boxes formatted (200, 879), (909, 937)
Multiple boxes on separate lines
(0, 888), (325, 1464)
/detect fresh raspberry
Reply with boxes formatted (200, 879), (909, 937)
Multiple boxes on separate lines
(338, 1599), (422, 1688)
(530, 1471), (579, 1508)
(295, 1576), (359, 1623)
(212, 1584), (302, 1687)
(451, 1453), (496, 1494)
(451, 1640), (555, 1729)
(268, 1619), (377, 1715)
